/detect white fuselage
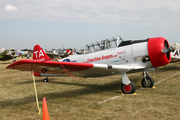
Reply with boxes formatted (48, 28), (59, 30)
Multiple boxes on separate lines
(60, 41), (152, 69)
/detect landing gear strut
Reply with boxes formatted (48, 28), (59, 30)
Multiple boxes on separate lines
(13, 57), (16, 62)
(141, 71), (154, 88)
(43, 77), (49, 82)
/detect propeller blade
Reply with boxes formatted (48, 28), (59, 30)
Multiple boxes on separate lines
(161, 47), (173, 53)
(161, 49), (169, 53)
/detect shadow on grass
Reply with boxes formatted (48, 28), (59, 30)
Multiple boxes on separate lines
(0, 62), (13, 64)
(0, 76), (142, 108)
(157, 64), (180, 72)
(15, 79), (50, 84)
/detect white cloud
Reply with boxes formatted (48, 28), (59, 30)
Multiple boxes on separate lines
(1, 0), (180, 27)
(4, 5), (18, 11)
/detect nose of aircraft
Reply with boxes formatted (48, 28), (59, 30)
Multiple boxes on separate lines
(148, 37), (171, 68)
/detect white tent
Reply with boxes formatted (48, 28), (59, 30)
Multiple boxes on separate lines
(0, 47), (5, 53)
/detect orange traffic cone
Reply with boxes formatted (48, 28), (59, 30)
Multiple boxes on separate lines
(43, 97), (50, 120)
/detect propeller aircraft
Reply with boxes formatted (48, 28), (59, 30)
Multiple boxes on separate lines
(170, 43), (180, 63)
(0, 47), (16, 61)
(6, 36), (172, 94)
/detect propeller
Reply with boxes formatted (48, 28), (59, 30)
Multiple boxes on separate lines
(161, 47), (173, 53)
(161, 41), (172, 60)
(161, 40), (174, 53)
(9, 49), (16, 56)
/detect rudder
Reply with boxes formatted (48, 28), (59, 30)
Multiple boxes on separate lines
(33, 45), (50, 61)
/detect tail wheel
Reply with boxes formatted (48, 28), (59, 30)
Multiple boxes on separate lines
(43, 78), (49, 83)
(121, 82), (136, 94)
(141, 77), (154, 88)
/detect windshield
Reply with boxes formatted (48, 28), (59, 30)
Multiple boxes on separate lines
(76, 36), (122, 54)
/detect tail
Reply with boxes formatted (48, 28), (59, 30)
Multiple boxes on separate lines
(33, 45), (50, 61)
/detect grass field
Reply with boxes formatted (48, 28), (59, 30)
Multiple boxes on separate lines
(0, 57), (180, 120)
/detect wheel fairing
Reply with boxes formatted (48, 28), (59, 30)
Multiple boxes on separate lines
(121, 82), (136, 94)
(123, 85), (132, 93)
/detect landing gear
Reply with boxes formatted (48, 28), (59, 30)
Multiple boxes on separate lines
(141, 71), (154, 88)
(13, 57), (16, 62)
(121, 82), (136, 94)
(121, 72), (136, 94)
(43, 77), (49, 82)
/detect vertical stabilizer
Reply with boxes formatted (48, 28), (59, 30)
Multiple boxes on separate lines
(33, 45), (50, 61)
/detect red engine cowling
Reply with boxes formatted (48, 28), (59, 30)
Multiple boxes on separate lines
(148, 37), (171, 68)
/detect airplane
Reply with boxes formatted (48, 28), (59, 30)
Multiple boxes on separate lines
(170, 43), (180, 63)
(6, 36), (172, 94)
(0, 47), (16, 61)
(46, 49), (69, 60)
(46, 48), (75, 60)
(16, 50), (31, 58)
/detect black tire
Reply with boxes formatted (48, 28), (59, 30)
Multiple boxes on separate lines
(43, 78), (49, 82)
(121, 82), (136, 94)
(141, 76), (154, 88)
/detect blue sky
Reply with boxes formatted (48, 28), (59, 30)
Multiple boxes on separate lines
(1, 0), (180, 50)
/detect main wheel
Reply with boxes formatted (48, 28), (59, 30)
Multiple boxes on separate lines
(141, 76), (154, 88)
(121, 82), (136, 94)
(43, 78), (49, 82)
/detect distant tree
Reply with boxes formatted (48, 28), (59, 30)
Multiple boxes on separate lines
(21, 49), (33, 52)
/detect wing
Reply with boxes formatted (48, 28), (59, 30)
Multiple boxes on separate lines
(6, 59), (145, 77)
(6, 59), (93, 74)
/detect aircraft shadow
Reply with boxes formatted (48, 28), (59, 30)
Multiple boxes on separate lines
(0, 77), (142, 108)
(0, 62), (13, 64)
(157, 64), (180, 72)
(15, 79), (51, 84)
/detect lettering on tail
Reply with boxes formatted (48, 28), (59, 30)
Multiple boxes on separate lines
(33, 45), (50, 61)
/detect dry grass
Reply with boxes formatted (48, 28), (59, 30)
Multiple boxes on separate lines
(0, 57), (180, 120)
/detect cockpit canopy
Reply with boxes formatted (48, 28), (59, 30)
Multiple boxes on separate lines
(77, 36), (123, 54)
